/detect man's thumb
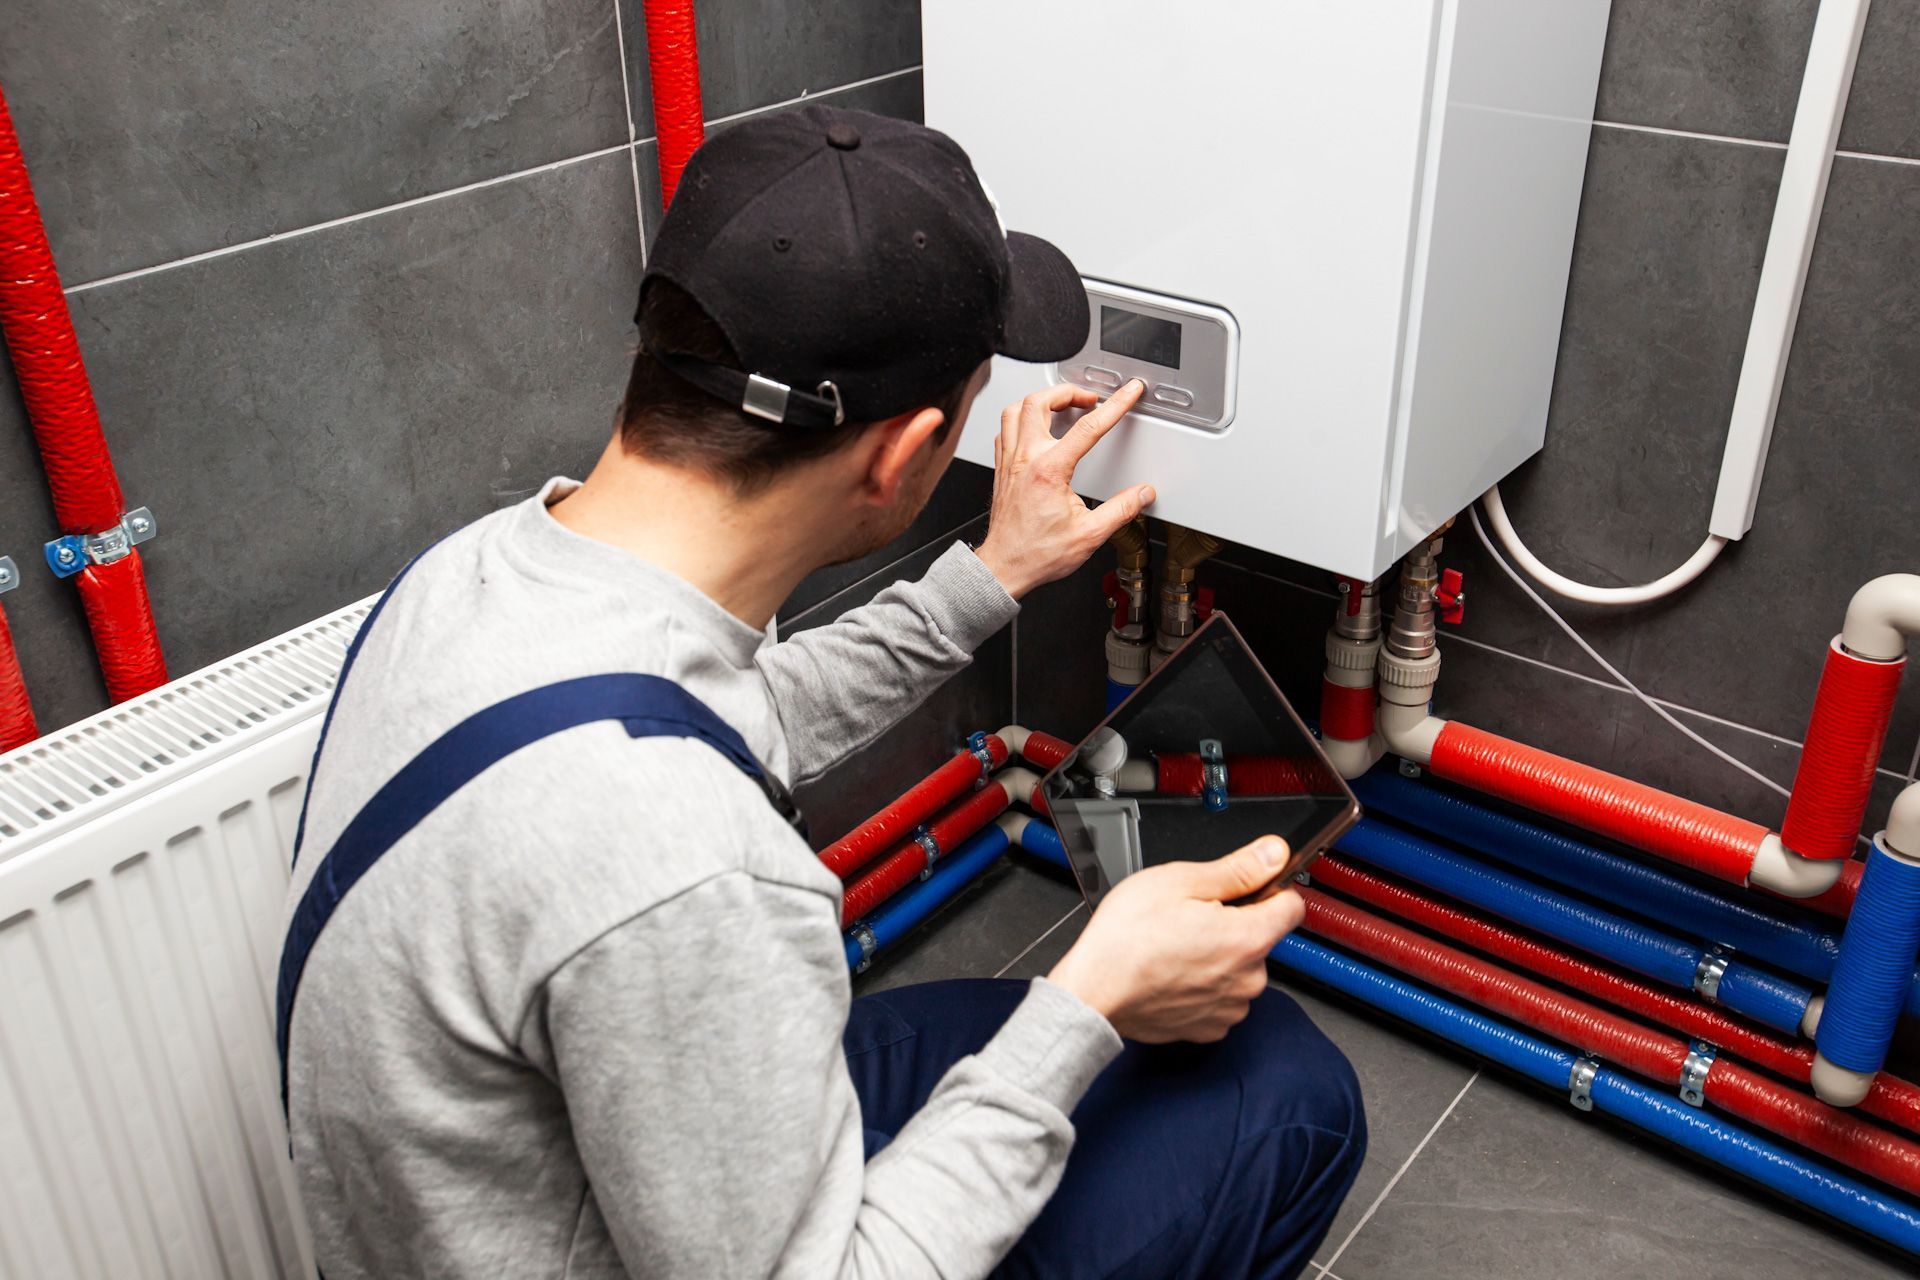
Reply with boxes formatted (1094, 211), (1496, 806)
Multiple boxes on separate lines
(1187, 836), (1290, 901)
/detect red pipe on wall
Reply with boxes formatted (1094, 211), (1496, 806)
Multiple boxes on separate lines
(1426, 721), (1770, 886)
(1299, 887), (1920, 1195)
(1781, 641), (1906, 860)
(820, 735), (1008, 879)
(1310, 855), (1920, 1134)
(0, 601), (35, 749)
(0, 83), (168, 706)
(842, 783), (1012, 926)
(641, 1), (706, 208)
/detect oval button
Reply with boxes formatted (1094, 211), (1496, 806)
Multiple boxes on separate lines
(1081, 365), (1123, 389)
(1151, 384), (1195, 408)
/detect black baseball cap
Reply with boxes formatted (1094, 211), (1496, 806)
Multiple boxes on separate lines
(637, 104), (1089, 429)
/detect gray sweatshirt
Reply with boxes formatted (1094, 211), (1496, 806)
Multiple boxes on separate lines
(284, 478), (1123, 1279)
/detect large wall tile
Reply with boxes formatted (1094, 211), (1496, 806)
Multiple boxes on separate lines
(2, 151), (643, 732)
(1594, 0), (1816, 142)
(1841, 2), (1920, 158)
(623, 0), (920, 140)
(636, 70), (924, 238)
(4, 0), (631, 284)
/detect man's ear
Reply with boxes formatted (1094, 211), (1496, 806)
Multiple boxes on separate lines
(858, 406), (947, 505)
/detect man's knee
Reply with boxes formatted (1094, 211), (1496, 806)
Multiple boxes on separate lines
(1233, 988), (1367, 1160)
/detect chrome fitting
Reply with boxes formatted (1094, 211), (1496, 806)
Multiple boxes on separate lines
(1692, 947), (1730, 1003)
(1680, 1042), (1717, 1107)
(851, 923), (878, 974)
(1387, 534), (1444, 660)
(913, 828), (941, 880)
(0, 555), (17, 595)
(1333, 576), (1382, 643)
(1568, 1057), (1599, 1112)
(1199, 738), (1228, 812)
(44, 506), (158, 580)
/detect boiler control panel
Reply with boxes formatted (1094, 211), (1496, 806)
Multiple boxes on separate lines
(1054, 281), (1239, 433)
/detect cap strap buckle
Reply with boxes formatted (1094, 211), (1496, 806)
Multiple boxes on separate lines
(651, 345), (847, 429)
(742, 374), (790, 423)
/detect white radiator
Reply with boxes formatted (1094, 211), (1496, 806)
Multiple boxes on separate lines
(0, 598), (373, 1280)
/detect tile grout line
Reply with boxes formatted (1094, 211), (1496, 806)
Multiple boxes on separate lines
(993, 903), (1086, 979)
(1316, 1069), (1481, 1276)
(1593, 118), (1920, 171)
(61, 66), (924, 297)
(63, 144), (634, 295)
(703, 64), (924, 130)
(781, 513), (987, 629)
(609, 0), (649, 262)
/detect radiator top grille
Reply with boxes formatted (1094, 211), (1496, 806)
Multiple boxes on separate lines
(0, 597), (373, 857)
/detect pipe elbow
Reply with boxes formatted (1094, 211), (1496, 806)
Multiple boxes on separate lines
(1323, 733), (1386, 781)
(994, 766), (1044, 807)
(1840, 574), (1920, 662)
(1749, 833), (1847, 898)
(1377, 701), (1444, 764)
(1887, 782), (1920, 858)
(1812, 1050), (1876, 1108)
(994, 724), (1032, 757)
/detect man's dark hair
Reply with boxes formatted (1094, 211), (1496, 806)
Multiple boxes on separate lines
(620, 281), (975, 493)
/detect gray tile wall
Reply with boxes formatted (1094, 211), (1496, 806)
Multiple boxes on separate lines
(1015, 2), (1920, 843)
(2, 0), (969, 754)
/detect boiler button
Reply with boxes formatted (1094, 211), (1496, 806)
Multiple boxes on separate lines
(1151, 384), (1195, 408)
(1081, 365), (1123, 389)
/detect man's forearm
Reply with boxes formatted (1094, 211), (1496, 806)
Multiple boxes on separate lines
(759, 543), (1017, 784)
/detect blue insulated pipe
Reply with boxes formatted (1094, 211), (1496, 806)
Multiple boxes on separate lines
(1007, 815), (1072, 873)
(1269, 935), (1920, 1257)
(1354, 771), (1920, 1019)
(844, 825), (1010, 970)
(1818, 842), (1920, 1077)
(1337, 821), (1818, 1036)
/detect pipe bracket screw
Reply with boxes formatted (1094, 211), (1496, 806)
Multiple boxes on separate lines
(967, 730), (995, 784)
(851, 924), (878, 974)
(1692, 947), (1730, 1003)
(1680, 1041), (1717, 1107)
(1398, 758), (1423, 779)
(43, 506), (159, 580)
(1568, 1057), (1599, 1112)
(1199, 738), (1229, 812)
(0, 555), (16, 595)
(913, 828), (941, 880)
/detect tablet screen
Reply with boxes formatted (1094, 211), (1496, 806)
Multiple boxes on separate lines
(1040, 613), (1361, 906)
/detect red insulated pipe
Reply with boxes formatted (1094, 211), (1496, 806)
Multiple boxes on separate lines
(1300, 888), (1688, 1081)
(1018, 731), (1074, 771)
(642, 1), (705, 208)
(1300, 888), (1920, 1195)
(1310, 855), (1920, 1134)
(842, 784), (1011, 926)
(819, 735), (1007, 879)
(1781, 642), (1906, 860)
(1320, 678), (1376, 742)
(1157, 753), (1338, 797)
(0, 84), (168, 703)
(0, 603), (35, 749)
(1427, 721), (1769, 885)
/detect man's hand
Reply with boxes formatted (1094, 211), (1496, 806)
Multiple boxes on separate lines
(1047, 837), (1305, 1043)
(974, 380), (1157, 600)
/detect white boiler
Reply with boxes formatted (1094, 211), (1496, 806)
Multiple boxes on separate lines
(925, 0), (1613, 579)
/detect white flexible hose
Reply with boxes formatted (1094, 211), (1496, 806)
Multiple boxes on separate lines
(1480, 484), (1728, 606)
(1469, 506), (1789, 801)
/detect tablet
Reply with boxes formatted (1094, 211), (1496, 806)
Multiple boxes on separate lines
(1039, 612), (1362, 907)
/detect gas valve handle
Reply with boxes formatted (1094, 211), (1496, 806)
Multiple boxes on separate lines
(1436, 568), (1466, 625)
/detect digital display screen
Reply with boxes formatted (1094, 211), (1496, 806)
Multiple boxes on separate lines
(1100, 306), (1182, 369)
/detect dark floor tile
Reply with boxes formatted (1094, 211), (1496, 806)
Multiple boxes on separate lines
(786, 522), (1012, 843)
(1, 150), (643, 732)
(1593, 0), (1816, 143)
(1329, 1072), (1916, 1279)
(623, 0), (920, 139)
(779, 463), (990, 624)
(1002, 901), (1484, 1267)
(852, 859), (1081, 995)
(637, 70), (923, 238)
(4, 0), (630, 282)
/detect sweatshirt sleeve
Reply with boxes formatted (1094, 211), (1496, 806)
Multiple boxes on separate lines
(528, 871), (1120, 1280)
(758, 542), (1018, 784)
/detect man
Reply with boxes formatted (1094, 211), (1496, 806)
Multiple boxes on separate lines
(282, 106), (1364, 1278)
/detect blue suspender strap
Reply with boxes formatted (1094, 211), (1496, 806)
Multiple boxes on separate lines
(276, 671), (804, 1109)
